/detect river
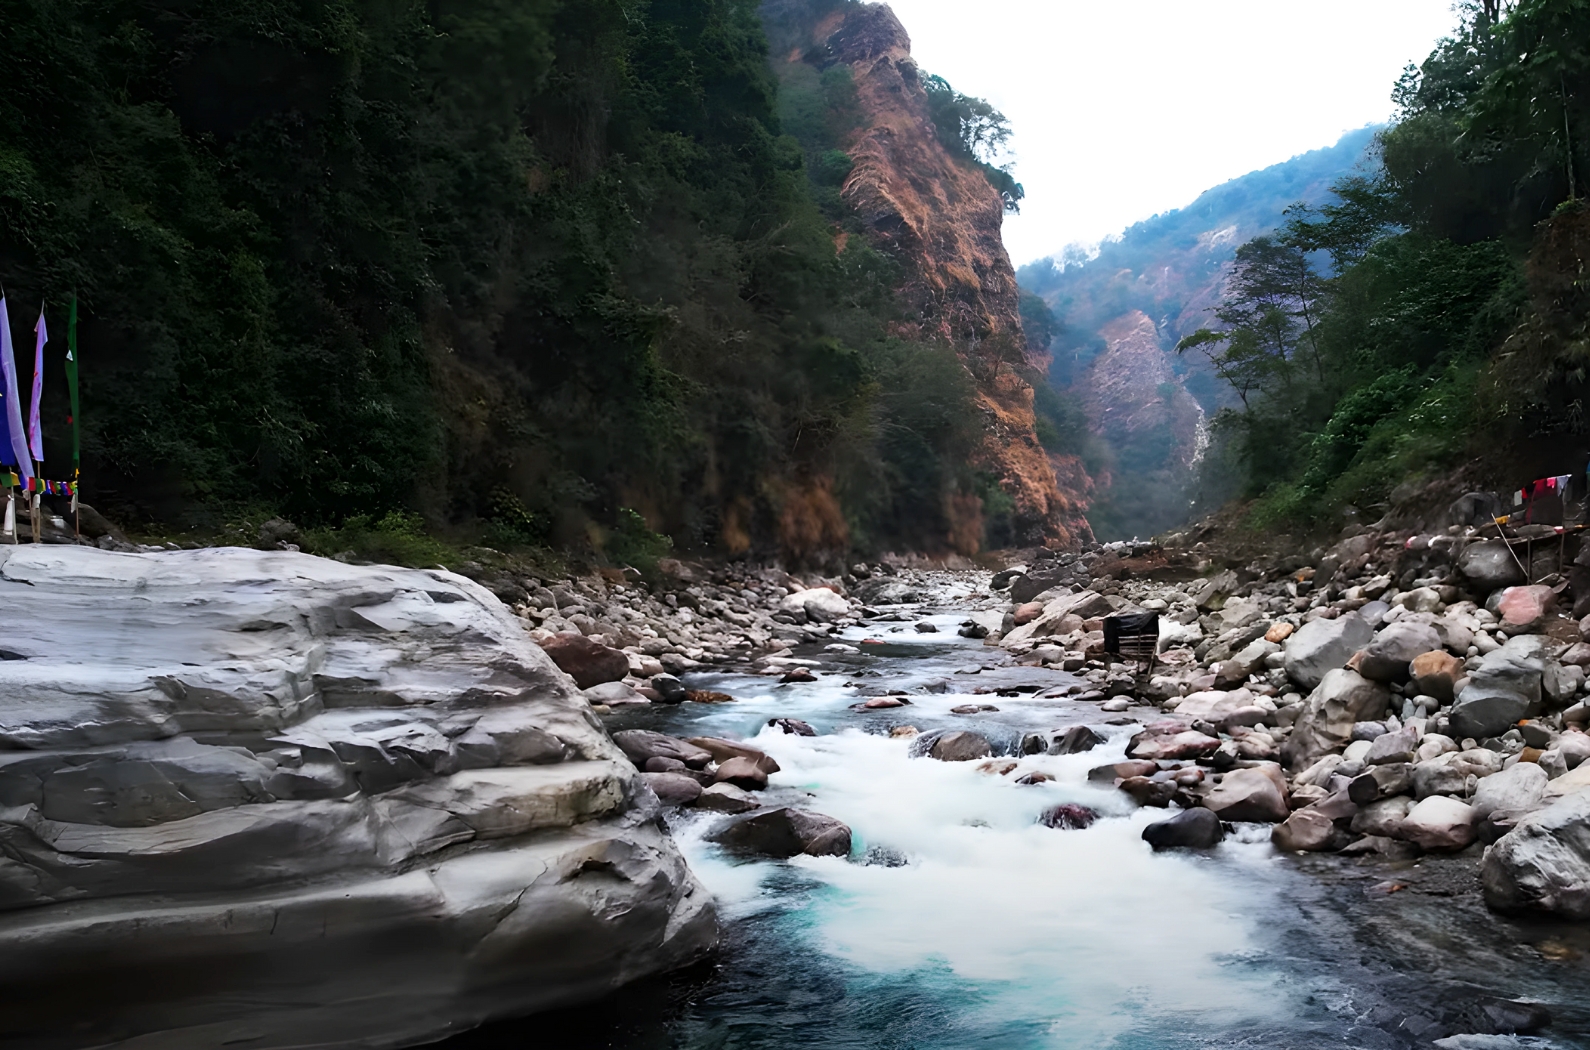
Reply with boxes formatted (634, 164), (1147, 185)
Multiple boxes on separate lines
(439, 593), (1590, 1050)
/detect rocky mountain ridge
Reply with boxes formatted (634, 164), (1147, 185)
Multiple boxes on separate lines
(790, 1), (1091, 549)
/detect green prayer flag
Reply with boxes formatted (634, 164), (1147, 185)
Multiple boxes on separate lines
(65, 294), (79, 476)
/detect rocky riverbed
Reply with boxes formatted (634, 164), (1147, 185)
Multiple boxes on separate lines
(8, 516), (1590, 1048)
(448, 514), (1590, 1047)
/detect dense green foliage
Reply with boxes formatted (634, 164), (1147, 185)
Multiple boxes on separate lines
(922, 74), (1023, 212)
(1184, 0), (1590, 527)
(0, 0), (1002, 560)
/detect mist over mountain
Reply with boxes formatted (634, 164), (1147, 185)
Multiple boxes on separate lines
(1017, 127), (1379, 539)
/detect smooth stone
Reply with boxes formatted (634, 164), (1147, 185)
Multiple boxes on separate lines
(1141, 807), (1224, 849)
(712, 757), (770, 791)
(1472, 762), (1548, 819)
(1203, 765), (1290, 823)
(927, 731), (993, 762)
(1284, 612), (1373, 691)
(538, 633), (631, 688)
(1482, 792), (1590, 915)
(645, 771), (703, 805)
(709, 807), (851, 858)
(1397, 795), (1477, 851)
(1049, 726), (1106, 755)
(694, 783), (762, 813)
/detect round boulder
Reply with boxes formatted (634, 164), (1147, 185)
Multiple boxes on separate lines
(537, 633), (630, 688)
(709, 807), (852, 858)
(1142, 807), (1224, 850)
(928, 731), (993, 762)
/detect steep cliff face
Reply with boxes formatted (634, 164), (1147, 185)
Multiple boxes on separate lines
(788, 2), (1090, 548)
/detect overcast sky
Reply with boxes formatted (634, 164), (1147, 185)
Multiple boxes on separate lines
(880, 0), (1460, 265)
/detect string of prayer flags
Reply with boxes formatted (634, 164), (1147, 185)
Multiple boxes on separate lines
(23, 478), (74, 496)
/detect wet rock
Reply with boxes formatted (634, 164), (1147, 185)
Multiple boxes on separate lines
(645, 771), (704, 806)
(1354, 621), (1442, 682)
(928, 731), (993, 762)
(685, 689), (736, 704)
(780, 668), (818, 683)
(1472, 762), (1548, 820)
(644, 756), (687, 773)
(1038, 804), (1098, 830)
(1284, 612), (1373, 691)
(695, 783), (761, 813)
(1142, 807), (1224, 850)
(1458, 539), (1528, 592)
(537, 633), (631, 688)
(651, 673), (689, 704)
(1015, 771), (1054, 785)
(1397, 795), (1477, 851)
(583, 681), (650, 706)
(1410, 650), (1464, 702)
(1203, 765), (1290, 823)
(1049, 726), (1106, 755)
(612, 730), (713, 770)
(1126, 726), (1221, 761)
(712, 757), (770, 791)
(1087, 759), (1158, 784)
(768, 718), (816, 736)
(1283, 669), (1391, 770)
(687, 738), (780, 775)
(913, 621), (939, 633)
(1450, 635), (1547, 739)
(1272, 805), (1351, 853)
(1414, 747), (1504, 798)
(1119, 776), (1178, 807)
(709, 807), (852, 859)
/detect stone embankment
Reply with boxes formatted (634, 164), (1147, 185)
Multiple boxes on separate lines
(981, 520), (1590, 918)
(0, 545), (716, 1049)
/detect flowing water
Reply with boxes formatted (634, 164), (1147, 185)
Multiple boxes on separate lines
(441, 600), (1590, 1050)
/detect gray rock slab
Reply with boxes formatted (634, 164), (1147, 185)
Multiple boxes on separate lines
(0, 545), (714, 1047)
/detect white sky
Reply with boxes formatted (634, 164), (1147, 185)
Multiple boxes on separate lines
(880, 0), (1460, 265)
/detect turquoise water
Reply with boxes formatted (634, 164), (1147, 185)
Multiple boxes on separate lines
(441, 614), (1590, 1050)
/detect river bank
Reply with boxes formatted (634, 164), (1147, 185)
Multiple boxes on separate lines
(476, 515), (1590, 1048)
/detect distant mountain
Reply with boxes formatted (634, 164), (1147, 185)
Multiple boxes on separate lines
(1016, 127), (1379, 539)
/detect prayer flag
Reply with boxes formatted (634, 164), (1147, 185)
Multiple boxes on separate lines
(64, 294), (79, 476)
(28, 308), (44, 464)
(0, 299), (33, 482)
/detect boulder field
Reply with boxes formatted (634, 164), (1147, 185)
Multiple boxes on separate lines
(985, 518), (1590, 920)
(0, 545), (715, 1049)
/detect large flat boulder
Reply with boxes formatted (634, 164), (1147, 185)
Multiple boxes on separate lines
(1482, 792), (1590, 916)
(1450, 634), (1547, 739)
(1282, 669), (1391, 770)
(1284, 613), (1373, 691)
(0, 546), (715, 1048)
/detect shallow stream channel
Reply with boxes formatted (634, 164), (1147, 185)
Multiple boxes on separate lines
(443, 596), (1590, 1050)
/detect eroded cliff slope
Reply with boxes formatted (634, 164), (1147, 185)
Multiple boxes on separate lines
(774, 0), (1091, 549)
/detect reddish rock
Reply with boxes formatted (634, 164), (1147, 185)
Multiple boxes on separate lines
(688, 737), (781, 775)
(1265, 622), (1295, 644)
(1013, 602), (1046, 625)
(1498, 585), (1557, 632)
(712, 757), (770, 791)
(1038, 804), (1098, 830)
(1410, 649), (1464, 702)
(536, 633), (630, 688)
(1126, 727), (1221, 761)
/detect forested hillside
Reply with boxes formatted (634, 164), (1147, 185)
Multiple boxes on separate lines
(1015, 128), (1376, 540)
(0, 0), (1048, 562)
(1178, 0), (1590, 531)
